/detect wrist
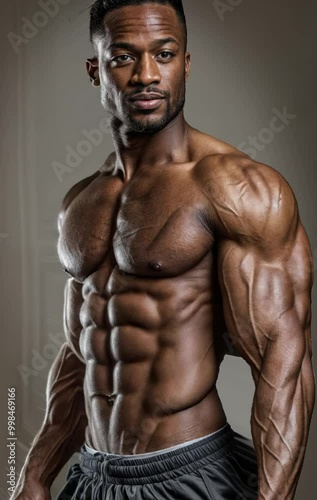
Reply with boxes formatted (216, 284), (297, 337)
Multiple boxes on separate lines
(12, 477), (51, 500)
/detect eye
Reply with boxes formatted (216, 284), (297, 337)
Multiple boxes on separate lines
(111, 54), (133, 65)
(157, 51), (175, 61)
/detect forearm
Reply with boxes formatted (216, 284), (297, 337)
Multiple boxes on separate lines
(251, 349), (315, 499)
(19, 421), (85, 489)
(17, 343), (87, 489)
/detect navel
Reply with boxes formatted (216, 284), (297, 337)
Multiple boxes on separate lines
(106, 394), (116, 407)
(148, 262), (162, 272)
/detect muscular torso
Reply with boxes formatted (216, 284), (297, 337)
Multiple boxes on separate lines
(57, 136), (236, 454)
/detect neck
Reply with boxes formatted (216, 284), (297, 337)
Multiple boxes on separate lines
(110, 112), (191, 181)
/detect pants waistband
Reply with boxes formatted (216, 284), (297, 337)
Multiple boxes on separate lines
(80, 423), (235, 485)
(85, 423), (227, 459)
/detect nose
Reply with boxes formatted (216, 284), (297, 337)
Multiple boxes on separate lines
(130, 54), (161, 86)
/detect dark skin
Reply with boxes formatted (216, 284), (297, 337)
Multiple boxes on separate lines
(13, 4), (315, 500)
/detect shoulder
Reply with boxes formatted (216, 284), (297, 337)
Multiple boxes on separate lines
(57, 170), (100, 232)
(193, 153), (299, 245)
(57, 153), (117, 232)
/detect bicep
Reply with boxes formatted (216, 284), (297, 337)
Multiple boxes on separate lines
(218, 223), (313, 376)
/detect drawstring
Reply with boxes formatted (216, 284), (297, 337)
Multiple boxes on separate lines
(91, 453), (125, 499)
(72, 471), (91, 498)
(104, 455), (126, 487)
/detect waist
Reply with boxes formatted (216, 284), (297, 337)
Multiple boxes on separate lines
(80, 422), (235, 485)
(85, 387), (227, 453)
(86, 423), (228, 459)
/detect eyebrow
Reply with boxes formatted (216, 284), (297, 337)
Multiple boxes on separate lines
(109, 37), (179, 51)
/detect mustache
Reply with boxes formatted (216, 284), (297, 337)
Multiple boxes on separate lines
(127, 87), (169, 99)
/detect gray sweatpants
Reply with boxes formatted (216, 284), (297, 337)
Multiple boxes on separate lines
(57, 423), (258, 499)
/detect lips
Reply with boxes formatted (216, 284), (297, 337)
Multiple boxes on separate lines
(130, 93), (165, 101)
(129, 93), (165, 110)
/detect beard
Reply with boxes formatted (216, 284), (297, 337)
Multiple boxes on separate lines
(101, 81), (186, 135)
(124, 92), (186, 135)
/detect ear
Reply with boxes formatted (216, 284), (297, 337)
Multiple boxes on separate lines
(86, 57), (100, 87)
(185, 52), (191, 80)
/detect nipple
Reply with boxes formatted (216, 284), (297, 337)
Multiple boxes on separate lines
(148, 262), (162, 272)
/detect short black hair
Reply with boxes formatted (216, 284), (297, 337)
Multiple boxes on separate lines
(89, 0), (187, 50)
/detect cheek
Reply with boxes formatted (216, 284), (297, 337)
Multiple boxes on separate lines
(169, 74), (186, 99)
(105, 71), (133, 101)
(101, 66), (114, 87)
(162, 63), (185, 87)
(100, 73), (118, 100)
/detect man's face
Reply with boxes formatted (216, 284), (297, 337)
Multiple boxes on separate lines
(90, 4), (190, 134)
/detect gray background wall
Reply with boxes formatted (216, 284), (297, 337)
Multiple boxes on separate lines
(0, 0), (316, 498)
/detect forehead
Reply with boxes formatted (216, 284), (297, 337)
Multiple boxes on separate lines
(103, 4), (183, 43)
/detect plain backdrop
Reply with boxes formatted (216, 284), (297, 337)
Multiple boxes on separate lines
(0, 0), (316, 498)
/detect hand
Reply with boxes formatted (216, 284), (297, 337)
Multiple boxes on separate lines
(10, 481), (51, 500)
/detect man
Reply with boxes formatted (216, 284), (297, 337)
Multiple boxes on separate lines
(13, 0), (315, 499)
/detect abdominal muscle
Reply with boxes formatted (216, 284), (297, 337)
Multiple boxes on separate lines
(80, 265), (227, 455)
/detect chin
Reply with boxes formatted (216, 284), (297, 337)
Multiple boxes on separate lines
(126, 116), (169, 135)
(131, 123), (168, 135)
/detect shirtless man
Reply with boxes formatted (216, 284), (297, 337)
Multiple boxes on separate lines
(13, 0), (315, 499)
